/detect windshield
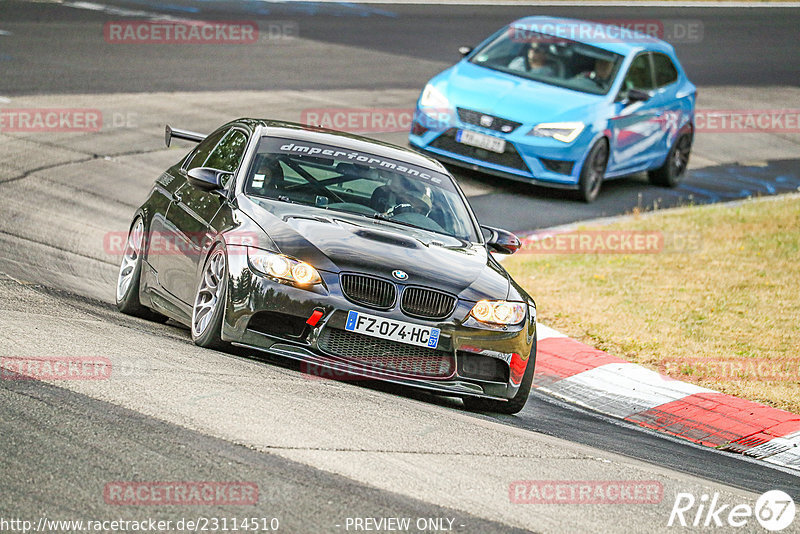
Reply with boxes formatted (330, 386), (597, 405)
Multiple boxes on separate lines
(244, 137), (479, 241)
(469, 26), (624, 95)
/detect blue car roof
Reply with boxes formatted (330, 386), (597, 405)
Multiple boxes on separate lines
(509, 16), (675, 56)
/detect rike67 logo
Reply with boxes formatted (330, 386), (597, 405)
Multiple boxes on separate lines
(668, 490), (795, 531)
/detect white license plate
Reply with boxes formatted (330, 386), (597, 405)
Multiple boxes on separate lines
(344, 311), (440, 349)
(456, 129), (506, 153)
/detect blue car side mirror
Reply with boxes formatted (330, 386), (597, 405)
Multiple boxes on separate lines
(626, 89), (651, 103)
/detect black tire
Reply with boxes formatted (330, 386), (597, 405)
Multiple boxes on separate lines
(191, 246), (229, 350)
(115, 217), (167, 322)
(463, 335), (537, 415)
(648, 131), (692, 187)
(577, 139), (609, 203)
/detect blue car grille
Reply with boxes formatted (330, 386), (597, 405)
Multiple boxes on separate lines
(430, 128), (529, 172)
(457, 108), (521, 134)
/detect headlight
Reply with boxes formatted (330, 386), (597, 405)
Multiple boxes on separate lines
(528, 122), (585, 143)
(419, 83), (450, 109)
(247, 249), (321, 286)
(470, 300), (526, 325)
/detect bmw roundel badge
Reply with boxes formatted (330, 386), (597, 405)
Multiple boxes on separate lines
(392, 270), (409, 281)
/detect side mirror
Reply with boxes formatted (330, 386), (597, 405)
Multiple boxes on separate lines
(458, 46), (473, 57)
(626, 88), (651, 104)
(187, 167), (232, 192)
(482, 225), (520, 255)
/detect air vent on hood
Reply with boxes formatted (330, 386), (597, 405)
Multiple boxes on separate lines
(353, 229), (419, 249)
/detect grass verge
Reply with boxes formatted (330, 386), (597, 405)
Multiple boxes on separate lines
(505, 194), (800, 413)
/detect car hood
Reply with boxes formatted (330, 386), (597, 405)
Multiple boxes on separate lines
(239, 196), (511, 302)
(437, 61), (603, 124)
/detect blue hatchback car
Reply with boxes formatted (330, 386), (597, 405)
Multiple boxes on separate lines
(409, 17), (696, 202)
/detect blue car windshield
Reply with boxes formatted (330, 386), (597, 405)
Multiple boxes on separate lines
(469, 26), (624, 95)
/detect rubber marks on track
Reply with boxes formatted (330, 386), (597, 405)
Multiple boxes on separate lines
(535, 325), (800, 471)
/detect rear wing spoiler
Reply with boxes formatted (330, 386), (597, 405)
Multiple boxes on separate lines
(165, 125), (206, 147)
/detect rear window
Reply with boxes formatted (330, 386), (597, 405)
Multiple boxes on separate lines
(652, 53), (678, 87)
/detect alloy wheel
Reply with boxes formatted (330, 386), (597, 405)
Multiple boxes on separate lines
(192, 249), (226, 338)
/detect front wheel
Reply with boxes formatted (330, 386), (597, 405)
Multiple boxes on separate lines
(116, 218), (167, 322)
(648, 132), (692, 187)
(462, 336), (537, 415)
(576, 139), (608, 203)
(191, 247), (229, 350)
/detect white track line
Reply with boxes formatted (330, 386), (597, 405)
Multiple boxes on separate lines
(542, 362), (714, 418)
(536, 323), (568, 340)
(760, 433), (800, 469)
(62, 1), (192, 22)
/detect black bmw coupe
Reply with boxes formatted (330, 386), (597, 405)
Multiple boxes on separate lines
(116, 119), (537, 413)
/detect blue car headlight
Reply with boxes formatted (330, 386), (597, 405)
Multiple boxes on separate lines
(528, 122), (585, 143)
(419, 83), (450, 110)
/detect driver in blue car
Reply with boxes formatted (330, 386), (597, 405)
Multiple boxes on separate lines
(574, 57), (615, 88)
(508, 42), (556, 76)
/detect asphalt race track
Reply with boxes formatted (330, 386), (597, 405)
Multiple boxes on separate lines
(1, 1), (799, 532)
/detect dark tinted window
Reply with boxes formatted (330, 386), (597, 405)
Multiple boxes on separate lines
(652, 53), (678, 87)
(204, 130), (248, 173)
(185, 128), (227, 171)
(244, 137), (478, 241)
(621, 53), (655, 92)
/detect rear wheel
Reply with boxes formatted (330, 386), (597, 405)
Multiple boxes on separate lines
(648, 132), (692, 187)
(462, 336), (537, 415)
(577, 139), (608, 203)
(116, 218), (167, 322)
(191, 247), (229, 350)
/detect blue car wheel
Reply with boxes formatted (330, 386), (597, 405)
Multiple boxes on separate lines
(648, 132), (693, 188)
(578, 139), (608, 203)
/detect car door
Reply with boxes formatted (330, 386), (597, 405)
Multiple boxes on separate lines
(649, 52), (684, 157)
(607, 52), (662, 174)
(157, 127), (249, 305)
(147, 127), (227, 290)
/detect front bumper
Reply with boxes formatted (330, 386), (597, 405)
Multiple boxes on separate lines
(409, 106), (592, 188)
(222, 247), (536, 401)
